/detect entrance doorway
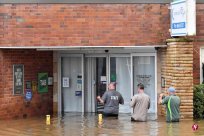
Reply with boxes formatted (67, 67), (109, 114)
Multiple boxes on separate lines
(59, 53), (156, 114)
(132, 53), (157, 113)
(84, 55), (131, 113)
(109, 56), (131, 113)
(84, 57), (107, 113)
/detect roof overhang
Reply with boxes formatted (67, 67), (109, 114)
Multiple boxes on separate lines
(0, 45), (167, 53)
(0, 45), (167, 50)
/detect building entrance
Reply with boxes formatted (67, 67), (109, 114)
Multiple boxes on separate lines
(60, 53), (156, 114)
(84, 55), (132, 113)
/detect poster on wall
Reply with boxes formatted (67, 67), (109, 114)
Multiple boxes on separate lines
(25, 89), (32, 101)
(38, 73), (48, 93)
(26, 81), (32, 89)
(32, 81), (37, 92)
(13, 64), (24, 95)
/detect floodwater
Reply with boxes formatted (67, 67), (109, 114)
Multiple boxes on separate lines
(0, 113), (203, 136)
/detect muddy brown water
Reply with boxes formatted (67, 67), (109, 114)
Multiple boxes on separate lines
(0, 113), (203, 136)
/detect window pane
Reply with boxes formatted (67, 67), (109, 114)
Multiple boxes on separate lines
(110, 57), (131, 113)
(133, 56), (155, 113)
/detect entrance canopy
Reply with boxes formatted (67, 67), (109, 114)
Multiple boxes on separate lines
(0, 45), (167, 52)
(36, 45), (167, 52)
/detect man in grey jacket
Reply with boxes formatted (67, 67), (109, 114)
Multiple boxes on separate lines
(97, 82), (124, 117)
(130, 83), (150, 122)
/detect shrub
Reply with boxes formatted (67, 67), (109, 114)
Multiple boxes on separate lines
(193, 84), (204, 119)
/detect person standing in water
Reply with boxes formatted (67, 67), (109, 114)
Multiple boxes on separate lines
(159, 87), (180, 122)
(130, 83), (150, 122)
(97, 82), (124, 117)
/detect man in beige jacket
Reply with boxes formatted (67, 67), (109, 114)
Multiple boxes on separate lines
(130, 83), (150, 122)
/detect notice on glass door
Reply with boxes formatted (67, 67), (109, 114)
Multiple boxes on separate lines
(100, 76), (107, 82)
(136, 75), (152, 88)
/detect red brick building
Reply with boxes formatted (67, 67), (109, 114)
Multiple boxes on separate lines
(0, 0), (203, 119)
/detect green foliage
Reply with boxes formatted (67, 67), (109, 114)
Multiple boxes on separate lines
(193, 84), (204, 119)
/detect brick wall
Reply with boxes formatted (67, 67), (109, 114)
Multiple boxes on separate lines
(0, 4), (170, 46)
(0, 49), (53, 119)
(160, 40), (193, 118)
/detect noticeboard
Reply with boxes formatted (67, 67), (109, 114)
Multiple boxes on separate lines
(38, 73), (48, 93)
(13, 64), (24, 95)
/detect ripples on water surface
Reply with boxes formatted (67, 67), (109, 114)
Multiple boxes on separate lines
(0, 113), (203, 136)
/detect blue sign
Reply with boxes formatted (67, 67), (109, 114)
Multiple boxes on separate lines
(75, 91), (82, 96)
(25, 89), (32, 101)
(172, 22), (185, 29)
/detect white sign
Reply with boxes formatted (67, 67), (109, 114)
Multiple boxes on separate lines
(171, 0), (196, 36)
(63, 77), (69, 87)
(100, 76), (107, 82)
(171, 0), (187, 36)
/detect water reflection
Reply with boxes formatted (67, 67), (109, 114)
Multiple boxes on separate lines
(0, 113), (203, 136)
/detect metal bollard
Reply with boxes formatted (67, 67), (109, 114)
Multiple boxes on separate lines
(98, 113), (103, 126)
(98, 114), (103, 122)
(46, 115), (50, 125)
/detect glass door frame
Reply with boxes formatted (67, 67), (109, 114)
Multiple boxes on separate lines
(130, 53), (157, 114)
(85, 54), (131, 112)
(58, 54), (84, 115)
(109, 54), (131, 113)
(85, 54), (109, 91)
(57, 52), (157, 114)
(85, 54), (108, 113)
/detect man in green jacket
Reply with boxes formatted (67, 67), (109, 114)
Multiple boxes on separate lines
(159, 87), (180, 122)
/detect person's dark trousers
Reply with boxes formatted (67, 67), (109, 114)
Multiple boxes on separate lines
(131, 117), (136, 122)
(167, 120), (180, 123)
(103, 112), (118, 118)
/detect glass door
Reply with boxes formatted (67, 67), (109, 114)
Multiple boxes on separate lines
(84, 56), (107, 113)
(85, 55), (132, 113)
(96, 57), (107, 112)
(109, 56), (131, 113)
(61, 54), (84, 112)
(132, 53), (157, 113)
